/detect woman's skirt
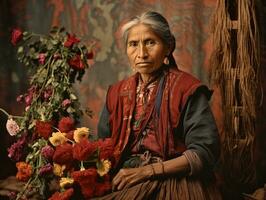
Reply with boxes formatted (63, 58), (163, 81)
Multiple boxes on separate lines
(93, 174), (222, 200)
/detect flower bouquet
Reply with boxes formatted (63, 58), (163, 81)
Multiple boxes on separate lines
(1, 27), (114, 200)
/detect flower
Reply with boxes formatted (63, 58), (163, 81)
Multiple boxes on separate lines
(71, 168), (97, 199)
(94, 175), (112, 197)
(38, 53), (46, 65)
(62, 99), (71, 107)
(98, 138), (115, 160)
(11, 28), (23, 46)
(6, 118), (20, 136)
(53, 163), (66, 177)
(73, 138), (97, 161)
(35, 120), (53, 139)
(48, 188), (74, 200)
(97, 159), (112, 177)
(58, 117), (74, 133)
(16, 162), (32, 182)
(59, 177), (74, 188)
(68, 55), (84, 70)
(43, 87), (53, 100)
(73, 127), (89, 143)
(53, 143), (74, 165)
(64, 34), (80, 47)
(49, 132), (67, 146)
(41, 145), (55, 160)
(2, 27), (116, 199)
(39, 163), (53, 176)
(86, 51), (94, 59)
(8, 136), (26, 161)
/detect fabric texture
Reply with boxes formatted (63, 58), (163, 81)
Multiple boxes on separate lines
(96, 66), (221, 199)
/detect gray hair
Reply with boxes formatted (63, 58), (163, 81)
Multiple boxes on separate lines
(121, 11), (175, 53)
(121, 11), (177, 66)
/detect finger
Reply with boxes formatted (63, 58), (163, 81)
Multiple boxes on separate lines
(117, 177), (129, 190)
(112, 172), (121, 188)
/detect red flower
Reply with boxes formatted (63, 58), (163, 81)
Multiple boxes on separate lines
(48, 188), (74, 200)
(68, 55), (84, 70)
(11, 28), (23, 46)
(58, 117), (74, 133)
(73, 138), (97, 161)
(38, 53), (46, 65)
(94, 175), (112, 197)
(98, 138), (114, 160)
(86, 51), (94, 59)
(35, 120), (53, 139)
(71, 168), (97, 199)
(64, 34), (80, 48)
(53, 143), (73, 165)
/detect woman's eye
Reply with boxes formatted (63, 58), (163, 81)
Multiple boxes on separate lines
(146, 40), (155, 46)
(128, 41), (138, 47)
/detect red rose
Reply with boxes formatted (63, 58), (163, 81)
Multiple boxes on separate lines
(53, 143), (73, 165)
(68, 55), (84, 70)
(11, 28), (23, 46)
(73, 138), (97, 161)
(48, 188), (74, 200)
(98, 138), (114, 160)
(64, 34), (80, 48)
(58, 117), (74, 133)
(35, 120), (53, 139)
(94, 175), (112, 197)
(71, 168), (97, 199)
(86, 51), (94, 59)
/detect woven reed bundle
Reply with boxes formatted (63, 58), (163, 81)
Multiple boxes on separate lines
(210, 0), (260, 187)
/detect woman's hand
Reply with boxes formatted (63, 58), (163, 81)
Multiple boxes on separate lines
(112, 166), (153, 191)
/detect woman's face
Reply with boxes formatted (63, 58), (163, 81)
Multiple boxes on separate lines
(126, 24), (168, 79)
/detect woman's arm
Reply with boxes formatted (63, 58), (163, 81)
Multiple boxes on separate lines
(112, 90), (220, 190)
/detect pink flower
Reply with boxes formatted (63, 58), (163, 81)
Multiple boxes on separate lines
(38, 53), (46, 65)
(62, 99), (71, 107)
(11, 28), (23, 46)
(43, 88), (53, 100)
(8, 135), (26, 161)
(6, 118), (20, 136)
(16, 95), (23, 103)
(41, 145), (55, 160)
(39, 163), (53, 176)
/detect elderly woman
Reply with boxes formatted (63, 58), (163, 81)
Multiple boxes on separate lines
(97, 11), (221, 199)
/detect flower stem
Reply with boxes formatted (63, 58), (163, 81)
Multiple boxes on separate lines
(0, 108), (24, 119)
(0, 108), (10, 116)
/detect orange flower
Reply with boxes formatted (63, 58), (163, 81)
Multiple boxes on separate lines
(16, 162), (32, 182)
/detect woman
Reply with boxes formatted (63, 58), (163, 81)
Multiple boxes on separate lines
(97, 11), (221, 199)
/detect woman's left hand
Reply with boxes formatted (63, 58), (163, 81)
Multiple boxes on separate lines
(112, 166), (153, 191)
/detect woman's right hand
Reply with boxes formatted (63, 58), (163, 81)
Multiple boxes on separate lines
(112, 165), (153, 191)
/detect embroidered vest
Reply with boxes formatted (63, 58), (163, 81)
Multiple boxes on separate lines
(106, 68), (203, 163)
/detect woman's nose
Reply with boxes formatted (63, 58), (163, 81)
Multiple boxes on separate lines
(137, 44), (148, 58)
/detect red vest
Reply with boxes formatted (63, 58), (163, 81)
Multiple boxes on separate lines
(106, 68), (202, 163)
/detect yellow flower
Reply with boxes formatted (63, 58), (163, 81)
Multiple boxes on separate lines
(73, 127), (89, 143)
(59, 177), (74, 188)
(49, 132), (67, 146)
(53, 163), (66, 177)
(97, 159), (111, 177)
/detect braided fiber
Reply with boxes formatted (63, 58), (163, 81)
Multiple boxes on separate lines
(210, 0), (260, 188)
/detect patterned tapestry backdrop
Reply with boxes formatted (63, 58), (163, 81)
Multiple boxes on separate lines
(0, 0), (217, 131)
